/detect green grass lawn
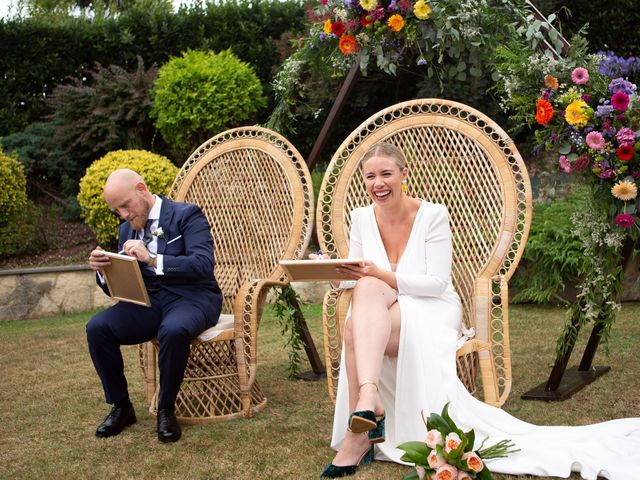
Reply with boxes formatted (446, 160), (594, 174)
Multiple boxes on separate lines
(0, 303), (638, 479)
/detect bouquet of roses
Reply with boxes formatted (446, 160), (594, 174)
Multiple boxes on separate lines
(397, 403), (517, 480)
(533, 52), (640, 232)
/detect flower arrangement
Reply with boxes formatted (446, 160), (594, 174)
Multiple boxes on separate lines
(152, 227), (164, 239)
(398, 403), (517, 480)
(532, 53), (640, 233)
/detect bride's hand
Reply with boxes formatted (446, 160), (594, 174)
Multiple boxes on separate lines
(336, 260), (380, 280)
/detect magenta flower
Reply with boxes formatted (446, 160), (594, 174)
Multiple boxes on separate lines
(616, 127), (637, 146)
(571, 67), (589, 84)
(585, 131), (605, 150)
(574, 154), (590, 170)
(614, 213), (635, 229)
(611, 91), (630, 111)
(559, 155), (571, 173)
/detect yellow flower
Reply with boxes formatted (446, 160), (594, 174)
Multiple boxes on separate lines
(323, 19), (332, 34)
(611, 180), (638, 201)
(564, 99), (590, 127)
(387, 14), (405, 32)
(413, 0), (432, 20)
(359, 0), (377, 11)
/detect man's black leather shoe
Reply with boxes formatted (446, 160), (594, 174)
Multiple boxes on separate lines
(157, 408), (181, 443)
(95, 403), (136, 438)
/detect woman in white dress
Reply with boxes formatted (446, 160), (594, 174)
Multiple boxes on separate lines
(320, 142), (640, 479)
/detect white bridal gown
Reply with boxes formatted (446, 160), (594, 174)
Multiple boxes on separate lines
(330, 200), (640, 480)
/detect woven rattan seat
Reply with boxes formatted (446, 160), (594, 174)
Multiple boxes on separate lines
(318, 99), (532, 407)
(139, 126), (314, 423)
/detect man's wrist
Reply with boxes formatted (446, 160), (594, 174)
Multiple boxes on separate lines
(148, 252), (157, 268)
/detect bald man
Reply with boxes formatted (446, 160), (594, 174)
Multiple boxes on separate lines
(87, 169), (222, 442)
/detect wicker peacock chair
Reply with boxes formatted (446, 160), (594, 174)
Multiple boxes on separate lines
(139, 126), (314, 423)
(318, 99), (532, 407)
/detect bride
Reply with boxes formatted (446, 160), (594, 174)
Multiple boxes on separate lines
(320, 142), (640, 479)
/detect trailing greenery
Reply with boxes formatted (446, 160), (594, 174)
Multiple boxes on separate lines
(0, 151), (43, 257)
(0, 0), (307, 137)
(511, 185), (590, 304)
(77, 150), (178, 247)
(150, 49), (266, 160)
(271, 285), (306, 379)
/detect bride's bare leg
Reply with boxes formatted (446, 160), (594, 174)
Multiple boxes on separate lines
(331, 276), (401, 467)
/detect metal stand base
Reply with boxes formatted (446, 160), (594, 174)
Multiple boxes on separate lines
(521, 365), (611, 401)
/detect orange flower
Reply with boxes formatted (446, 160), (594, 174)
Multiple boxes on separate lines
(535, 98), (554, 125)
(387, 14), (405, 32)
(323, 19), (332, 34)
(339, 34), (358, 54)
(544, 74), (559, 90)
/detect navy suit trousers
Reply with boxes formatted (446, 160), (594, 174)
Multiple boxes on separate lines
(86, 289), (213, 409)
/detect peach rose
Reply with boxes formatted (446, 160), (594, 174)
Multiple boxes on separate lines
(435, 464), (458, 480)
(416, 466), (426, 479)
(426, 429), (444, 448)
(456, 471), (472, 480)
(427, 449), (446, 469)
(444, 432), (462, 453)
(461, 451), (484, 473)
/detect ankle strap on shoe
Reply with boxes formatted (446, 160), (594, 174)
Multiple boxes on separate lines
(359, 380), (378, 391)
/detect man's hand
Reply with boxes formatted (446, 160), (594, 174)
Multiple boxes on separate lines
(88, 247), (110, 272)
(122, 239), (153, 266)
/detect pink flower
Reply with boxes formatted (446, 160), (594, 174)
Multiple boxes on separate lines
(461, 451), (484, 473)
(428, 449), (446, 469)
(585, 131), (605, 150)
(611, 91), (630, 111)
(571, 67), (589, 84)
(416, 466), (426, 480)
(457, 472), (472, 480)
(616, 127), (637, 146)
(614, 213), (635, 229)
(426, 429), (444, 448)
(444, 432), (462, 453)
(435, 464), (458, 480)
(559, 155), (571, 173)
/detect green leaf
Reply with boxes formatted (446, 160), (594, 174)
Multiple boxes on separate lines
(558, 143), (572, 155)
(402, 470), (421, 480)
(398, 441), (430, 466)
(477, 465), (494, 480)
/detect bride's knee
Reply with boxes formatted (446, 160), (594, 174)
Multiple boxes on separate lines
(353, 276), (386, 295)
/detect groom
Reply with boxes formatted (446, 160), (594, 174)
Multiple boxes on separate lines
(87, 169), (222, 442)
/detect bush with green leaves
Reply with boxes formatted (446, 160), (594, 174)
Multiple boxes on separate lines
(0, 151), (43, 257)
(77, 150), (178, 247)
(150, 49), (267, 160)
(511, 185), (592, 304)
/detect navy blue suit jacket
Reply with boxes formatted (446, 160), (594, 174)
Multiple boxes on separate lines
(102, 196), (222, 324)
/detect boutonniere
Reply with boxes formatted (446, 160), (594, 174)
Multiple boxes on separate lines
(152, 227), (165, 239)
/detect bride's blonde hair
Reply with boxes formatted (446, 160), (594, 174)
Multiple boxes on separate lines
(360, 142), (407, 170)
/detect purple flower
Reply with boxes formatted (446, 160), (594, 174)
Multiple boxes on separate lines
(608, 77), (637, 95)
(387, 0), (398, 10)
(616, 127), (637, 146)
(595, 104), (614, 118)
(598, 51), (640, 78)
(542, 90), (552, 100)
(616, 113), (627, 122)
(611, 91), (630, 111)
(582, 94), (592, 102)
(417, 57), (427, 66)
(319, 32), (327, 41)
(571, 67), (589, 84)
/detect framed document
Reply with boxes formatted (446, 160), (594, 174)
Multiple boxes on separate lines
(279, 259), (364, 282)
(102, 251), (151, 307)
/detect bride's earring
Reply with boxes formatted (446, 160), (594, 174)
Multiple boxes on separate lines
(401, 180), (408, 194)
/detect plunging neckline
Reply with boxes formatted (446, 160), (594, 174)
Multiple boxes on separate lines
(370, 200), (425, 272)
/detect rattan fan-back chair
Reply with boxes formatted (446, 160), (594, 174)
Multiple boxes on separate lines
(139, 126), (314, 423)
(318, 99), (531, 407)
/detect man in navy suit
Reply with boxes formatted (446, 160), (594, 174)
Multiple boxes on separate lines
(87, 169), (222, 442)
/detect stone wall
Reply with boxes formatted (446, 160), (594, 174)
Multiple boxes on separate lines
(0, 265), (114, 321)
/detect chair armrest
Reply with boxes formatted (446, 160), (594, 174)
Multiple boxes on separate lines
(462, 274), (511, 406)
(233, 278), (288, 392)
(322, 287), (353, 403)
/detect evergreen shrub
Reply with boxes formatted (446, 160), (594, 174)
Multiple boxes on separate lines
(77, 150), (178, 246)
(0, 151), (42, 257)
(511, 185), (591, 304)
(150, 49), (266, 160)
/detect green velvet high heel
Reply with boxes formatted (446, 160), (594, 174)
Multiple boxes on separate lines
(368, 414), (385, 444)
(348, 410), (377, 433)
(320, 446), (374, 478)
